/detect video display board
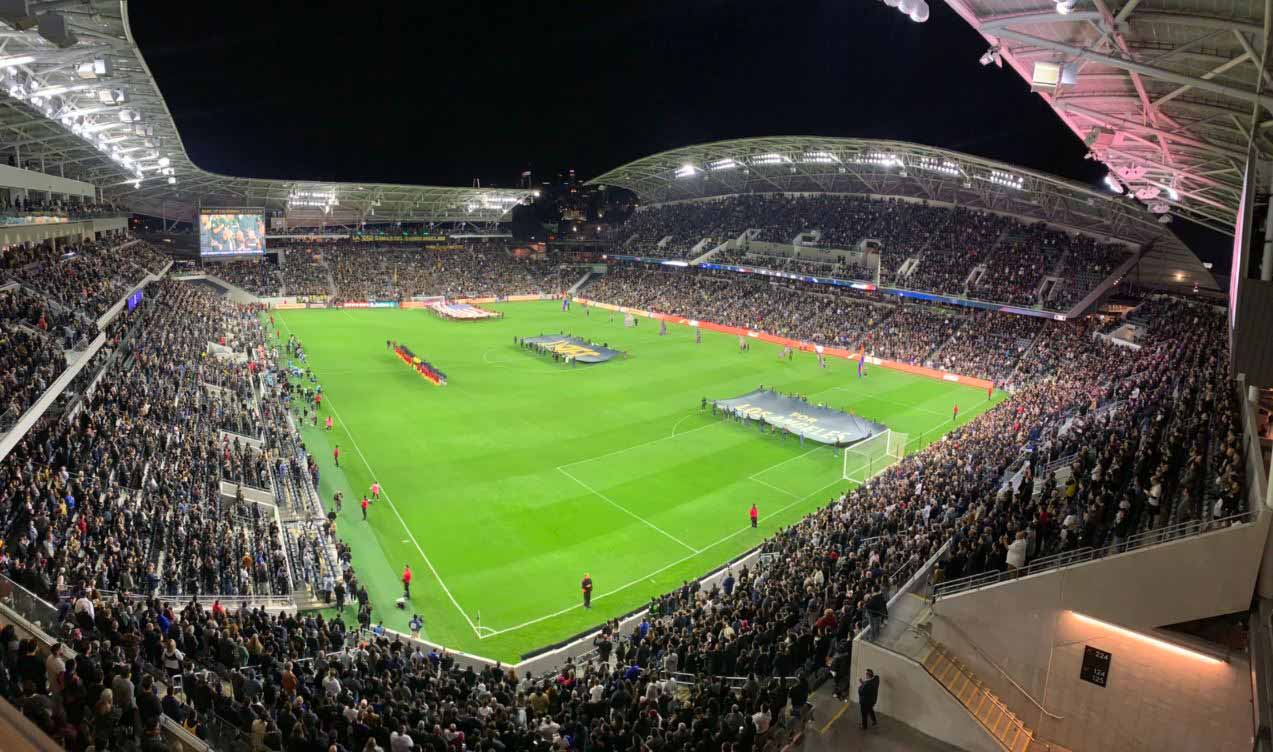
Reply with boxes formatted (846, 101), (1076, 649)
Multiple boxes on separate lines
(199, 210), (265, 256)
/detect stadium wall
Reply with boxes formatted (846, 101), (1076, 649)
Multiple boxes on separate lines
(849, 637), (1005, 752)
(574, 297), (995, 391)
(929, 518), (1267, 752)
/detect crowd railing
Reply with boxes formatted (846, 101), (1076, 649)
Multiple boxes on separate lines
(932, 509), (1259, 599)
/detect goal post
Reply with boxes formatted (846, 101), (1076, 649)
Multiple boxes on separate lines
(842, 429), (907, 484)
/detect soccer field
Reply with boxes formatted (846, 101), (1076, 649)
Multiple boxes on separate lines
(270, 301), (1003, 661)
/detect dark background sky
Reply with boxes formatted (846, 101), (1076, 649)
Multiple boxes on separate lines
(130, 0), (1103, 189)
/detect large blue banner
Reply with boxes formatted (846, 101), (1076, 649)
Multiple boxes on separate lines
(712, 388), (885, 446)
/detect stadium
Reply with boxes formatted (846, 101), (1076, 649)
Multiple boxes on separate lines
(0, 1), (1270, 752)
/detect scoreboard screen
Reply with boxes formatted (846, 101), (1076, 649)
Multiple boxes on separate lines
(200, 210), (265, 256)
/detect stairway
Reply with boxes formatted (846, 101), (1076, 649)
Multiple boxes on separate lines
(921, 641), (1035, 752)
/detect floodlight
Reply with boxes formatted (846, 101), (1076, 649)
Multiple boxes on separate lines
(1103, 173), (1123, 193)
(157, 156), (170, 168)
(77, 59), (110, 79)
(979, 47), (1001, 67)
(97, 88), (125, 104)
(909, 0), (929, 22)
(1056, 0), (1078, 14)
(167, 176), (175, 184)
(899, 0), (918, 13)
(1166, 186), (1179, 201)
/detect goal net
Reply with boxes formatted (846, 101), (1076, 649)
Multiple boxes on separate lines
(842, 429), (907, 484)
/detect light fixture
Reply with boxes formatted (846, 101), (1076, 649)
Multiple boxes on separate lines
(157, 156), (170, 168)
(979, 46), (1002, 67)
(1071, 612), (1222, 664)
(1056, 0), (1078, 14)
(1103, 173), (1124, 193)
(888, 0), (929, 22)
(167, 176), (176, 184)
(1166, 186), (1179, 201)
(76, 59), (111, 79)
(674, 163), (698, 178)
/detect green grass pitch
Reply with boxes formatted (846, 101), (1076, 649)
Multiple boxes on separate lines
(268, 301), (1004, 662)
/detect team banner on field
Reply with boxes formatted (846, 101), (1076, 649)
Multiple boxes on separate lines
(712, 388), (885, 446)
(429, 302), (502, 320)
(520, 335), (624, 363)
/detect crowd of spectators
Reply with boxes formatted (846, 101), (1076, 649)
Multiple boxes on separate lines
(602, 195), (1131, 307)
(0, 279), (290, 605)
(0, 197), (123, 220)
(584, 267), (890, 350)
(928, 310), (1043, 385)
(0, 238), (1246, 752)
(902, 210), (1013, 296)
(1, 239), (168, 321)
(329, 242), (557, 302)
(860, 305), (961, 366)
(1044, 237), (1130, 311)
(209, 260), (286, 298)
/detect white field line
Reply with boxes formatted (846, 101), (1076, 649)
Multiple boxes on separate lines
(669, 412), (701, 437)
(276, 312), (482, 637)
(557, 420), (719, 469)
(478, 473), (848, 639)
(828, 387), (950, 419)
(556, 466), (701, 553)
(328, 393), (483, 636)
(748, 476), (800, 499)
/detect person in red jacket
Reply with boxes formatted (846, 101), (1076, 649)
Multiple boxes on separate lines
(333, 445), (340, 467)
(361, 496), (369, 521)
(952, 403), (959, 422)
(750, 503), (759, 528)
(402, 565), (412, 598)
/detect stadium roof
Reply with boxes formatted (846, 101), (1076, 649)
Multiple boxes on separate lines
(0, 1), (532, 224)
(587, 135), (1217, 292)
(943, 0), (1271, 237)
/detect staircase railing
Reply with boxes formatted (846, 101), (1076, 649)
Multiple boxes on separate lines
(922, 639), (1035, 752)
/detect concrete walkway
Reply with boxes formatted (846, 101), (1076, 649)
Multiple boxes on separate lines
(806, 685), (962, 752)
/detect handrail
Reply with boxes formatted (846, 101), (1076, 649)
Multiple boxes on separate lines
(929, 614), (1065, 721)
(927, 640), (1046, 746)
(934, 509), (1258, 599)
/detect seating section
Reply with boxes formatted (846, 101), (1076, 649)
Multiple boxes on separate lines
(1, 280), (288, 601)
(208, 258), (286, 297)
(328, 240), (556, 301)
(0, 228), (1243, 752)
(602, 195), (1133, 307)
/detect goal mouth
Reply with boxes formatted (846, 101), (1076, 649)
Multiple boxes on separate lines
(842, 429), (908, 484)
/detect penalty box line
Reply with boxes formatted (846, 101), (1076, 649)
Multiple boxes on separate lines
(274, 314), (484, 638)
(477, 473), (850, 640)
(556, 466), (701, 554)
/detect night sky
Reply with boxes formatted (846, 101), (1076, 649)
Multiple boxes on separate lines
(131, 0), (1102, 188)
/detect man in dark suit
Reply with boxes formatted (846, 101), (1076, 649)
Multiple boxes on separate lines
(858, 669), (879, 729)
